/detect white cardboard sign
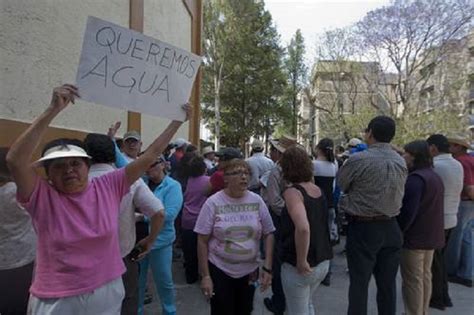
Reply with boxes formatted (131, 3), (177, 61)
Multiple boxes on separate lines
(76, 16), (201, 121)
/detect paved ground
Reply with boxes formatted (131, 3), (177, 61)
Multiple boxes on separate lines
(144, 239), (473, 314)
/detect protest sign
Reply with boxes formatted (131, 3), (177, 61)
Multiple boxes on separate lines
(76, 16), (201, 121)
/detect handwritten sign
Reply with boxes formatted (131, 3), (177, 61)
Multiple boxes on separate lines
(76, 16), (201, 121)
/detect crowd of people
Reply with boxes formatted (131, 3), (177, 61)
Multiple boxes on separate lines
(0, 84), (473, 315)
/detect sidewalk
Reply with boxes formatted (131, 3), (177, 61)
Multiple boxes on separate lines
(144, 240), (473, 314)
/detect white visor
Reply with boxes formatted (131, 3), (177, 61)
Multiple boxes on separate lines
(34, 144), (91, 166)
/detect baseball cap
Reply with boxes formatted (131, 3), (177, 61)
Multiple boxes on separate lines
(347, 138), (362, 147)
(216, 147), (243, 161)
(35, 144), (91, 166)
(251, 139), (264, 150)
(123, 130), (141, 141)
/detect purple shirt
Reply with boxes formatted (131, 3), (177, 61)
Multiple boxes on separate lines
(182, 175), (210, 230)
(194, 190), (275, 278)
(18, 169), (129, 298)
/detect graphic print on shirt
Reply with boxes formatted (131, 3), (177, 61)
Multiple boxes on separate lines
(213, 202), (261, 263)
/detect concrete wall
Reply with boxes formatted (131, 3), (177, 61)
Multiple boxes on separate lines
(0, 0), (193, 147)
(0, 0), (129, 133)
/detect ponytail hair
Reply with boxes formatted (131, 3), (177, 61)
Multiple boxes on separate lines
(316, 138), (335, 162)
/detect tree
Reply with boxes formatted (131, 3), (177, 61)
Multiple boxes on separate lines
(202, 0), (234, 150)
(304, 1), (472, 147)
(282, 29), (308, 135)
(356, 0), (473, 116)
(202, 0), (286, 150)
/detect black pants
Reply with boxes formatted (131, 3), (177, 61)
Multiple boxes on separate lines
(0, 261), (34, 315)
(269, 211), (286, 312)
(121, 254), (140, 315)
(209, 262), (256, 315)
(430, 228), (452, 305)
(182, 228), (199, 284)
(346, 218), (402, 315)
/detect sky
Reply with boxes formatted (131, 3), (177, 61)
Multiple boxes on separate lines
(264, 0), (391, 62)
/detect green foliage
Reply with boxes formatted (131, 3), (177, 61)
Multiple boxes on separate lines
(309, 0), (472, 147)
(316, 106), (464, 147)
(318, 106), (378, 146)
(393, 108), (465, 145)
(201, 0), (286, 148)
(281, 29), (308, 135)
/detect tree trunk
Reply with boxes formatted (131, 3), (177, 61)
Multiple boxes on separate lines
(292, 92), (297, 136)
(213, 61), (225, 151)
(214, 90), (221, 151)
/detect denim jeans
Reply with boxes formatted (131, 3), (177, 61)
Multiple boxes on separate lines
(138, 245), (176, 315)
(281, 260), (329, 315)
(445, 200), (474, 280)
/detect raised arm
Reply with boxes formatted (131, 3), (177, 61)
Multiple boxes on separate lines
(107, 121), (130, 168)
(6, 85), (79, 200)
(125, 104), (192, 185)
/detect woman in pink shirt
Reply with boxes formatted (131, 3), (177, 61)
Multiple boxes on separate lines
(194, 159), (275, 315)
(6, 84), (190, 315)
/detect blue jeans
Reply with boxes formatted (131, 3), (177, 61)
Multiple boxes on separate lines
(281, 260), (329, 315)
(445, 200), (474, 280)
(138, 245), (176, 315)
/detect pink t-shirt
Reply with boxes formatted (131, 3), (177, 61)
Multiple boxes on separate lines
(182, 175), (210, 230)
(18, 168), (130, 298)
(194, 190), (275, 278)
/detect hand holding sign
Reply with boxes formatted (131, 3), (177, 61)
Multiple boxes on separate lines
(76, 17), (202, 121)
(49, 84), (80, 113)
(181, 103), (193, 122)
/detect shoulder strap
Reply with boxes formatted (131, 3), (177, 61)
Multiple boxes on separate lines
(290, 183), (309, 198)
